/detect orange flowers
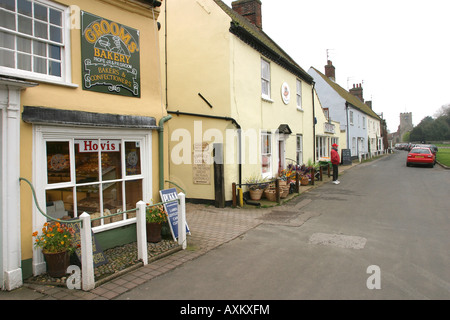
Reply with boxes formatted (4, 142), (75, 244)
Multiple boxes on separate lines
(32, 221), (75, 254)
(146, 202), (168, 224)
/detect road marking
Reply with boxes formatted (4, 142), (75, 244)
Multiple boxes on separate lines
(308, 233), (367, 249)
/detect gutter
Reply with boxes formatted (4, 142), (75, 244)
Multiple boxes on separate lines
(158, 115), (172, 190)
(168, 110), (242, 186)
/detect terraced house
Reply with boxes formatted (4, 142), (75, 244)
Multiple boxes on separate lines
(0, 0), (167, 290)
(161, 0), (341, 206)
(309, 61), (383, 159)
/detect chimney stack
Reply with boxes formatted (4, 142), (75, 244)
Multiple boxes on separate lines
(365, 100), (372, 110)
(324, 60), (335, 82)
(350, 83), (364, 102)
(232, 0), (262, 30)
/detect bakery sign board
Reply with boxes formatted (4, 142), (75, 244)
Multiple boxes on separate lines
(81, 11), (140, 97)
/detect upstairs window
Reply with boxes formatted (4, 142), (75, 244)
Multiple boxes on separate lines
(0, 0), (70, 83)
(296, 79), (302, 109)
(261, 58), (271, 100)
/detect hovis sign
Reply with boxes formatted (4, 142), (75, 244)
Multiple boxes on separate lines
(81, 11), (140, 97)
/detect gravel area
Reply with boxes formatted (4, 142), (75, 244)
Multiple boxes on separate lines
(25, 239), (180, 287)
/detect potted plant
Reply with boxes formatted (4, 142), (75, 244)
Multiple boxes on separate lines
(32, 222), (76, 277)
(245, 174), (268, 200)
(146, 202), (167, 243)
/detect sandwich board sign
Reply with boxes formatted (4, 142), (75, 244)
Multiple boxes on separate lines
(159, 188), (190, 241)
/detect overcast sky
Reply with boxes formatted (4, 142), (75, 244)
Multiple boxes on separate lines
(222, 0), (450, 132)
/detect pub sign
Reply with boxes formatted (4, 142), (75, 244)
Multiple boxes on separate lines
(81, 11), (140, 97)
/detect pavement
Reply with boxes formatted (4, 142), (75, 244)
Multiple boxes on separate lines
(0, 160), (362, 300)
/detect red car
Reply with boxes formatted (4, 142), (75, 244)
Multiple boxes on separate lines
(406, 147), (436, 167)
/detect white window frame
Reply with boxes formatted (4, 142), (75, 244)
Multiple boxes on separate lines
(296, 79), (302, 110)
(261, 130), (272, 178)
(296, 134), (303, 165)
(0, 0), (74, 86)
(349, 110), (354, 125)
(33, 125), (152, 234)
(261, 58), (271, 100)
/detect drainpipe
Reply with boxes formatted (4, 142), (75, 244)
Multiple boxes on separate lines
(159, 115), (172, 190)
(312, 82), (316, 162)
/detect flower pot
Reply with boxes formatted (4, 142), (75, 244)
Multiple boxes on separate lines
(280, 186), (289, 198)
(300, 177), (309, 186)
(249, 188), (264, 200)
(146, 222), (162, 243)
(264, 189), (277, 202)
(43, 251), (70, 278)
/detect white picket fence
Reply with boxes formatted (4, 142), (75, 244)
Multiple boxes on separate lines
(78, 193), (187, 291)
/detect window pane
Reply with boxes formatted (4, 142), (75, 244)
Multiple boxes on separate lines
(48, 60), (60, 76)
(50, 25), (61, 43)
(101, 140), (122, 181)
(49, 8), (61, 26)
(0, 10), (16, 30)
(49, 44), (60, 59)
(0, 0), (15, 11)
(77, 185), (100, 217)
(34, 20), (48, 39)
(33, 40), (46, 56)
(34, 2), (47, 21)
(0, 31), (15, 49)
(47, 141), (71, 184)
(45, 187), (73, 220)
(125, 141), (141, 175)
(18, 15), (32, 35)
(103, 181), (123, 225)
(17, 36), (31, 52)
(17, 52), (31, 70)
(125, 179), (142, 212)
(33, 55), (46, 73)
(75, 140), (99, 183)
(0, 48), (14, 67)
(18, 0), (32, 16)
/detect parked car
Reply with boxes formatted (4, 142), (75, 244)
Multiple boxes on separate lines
(414, 144), (438, 164)
(406, 147), (436, 167)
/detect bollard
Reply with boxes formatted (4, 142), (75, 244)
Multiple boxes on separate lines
(178, 192), (187, 250)
(136, 201), (148, 265)
(80, 212), (95, 291)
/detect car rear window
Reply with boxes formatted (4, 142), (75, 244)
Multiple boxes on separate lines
(411, 148), (430, 154)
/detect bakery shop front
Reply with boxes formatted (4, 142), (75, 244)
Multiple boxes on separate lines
(0, 0), (165, 290)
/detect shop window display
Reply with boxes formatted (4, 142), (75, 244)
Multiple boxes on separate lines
(45, 139), (143, 228)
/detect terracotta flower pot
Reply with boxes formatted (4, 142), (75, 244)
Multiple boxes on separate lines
(43, 251), (70, 278)
(146, 222), (162, 243)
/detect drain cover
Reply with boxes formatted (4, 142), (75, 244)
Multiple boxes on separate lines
(308, 233), (367, 249)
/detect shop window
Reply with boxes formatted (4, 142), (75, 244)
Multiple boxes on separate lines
(45, 138), (144, 228)
(0, 0), (70, 83)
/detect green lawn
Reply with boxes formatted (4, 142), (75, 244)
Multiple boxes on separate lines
(436, 146), (450, 166)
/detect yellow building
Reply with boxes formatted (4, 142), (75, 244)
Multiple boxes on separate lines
(161, 0), (341, 205)
(0, 0), (166, 290)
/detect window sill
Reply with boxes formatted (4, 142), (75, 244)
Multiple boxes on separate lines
(296, 107), (304, 112)
(0, 69), (78, 88)
(261, 96), (274, 103)
(92, 217), (137, 233)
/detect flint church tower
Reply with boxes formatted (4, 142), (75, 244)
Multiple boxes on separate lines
(398, 112), (413, 141)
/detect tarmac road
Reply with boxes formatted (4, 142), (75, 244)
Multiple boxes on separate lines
(116, 151), (450, 300)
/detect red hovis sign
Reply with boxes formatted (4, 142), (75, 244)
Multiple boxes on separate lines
(77, 140), (120, 152)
